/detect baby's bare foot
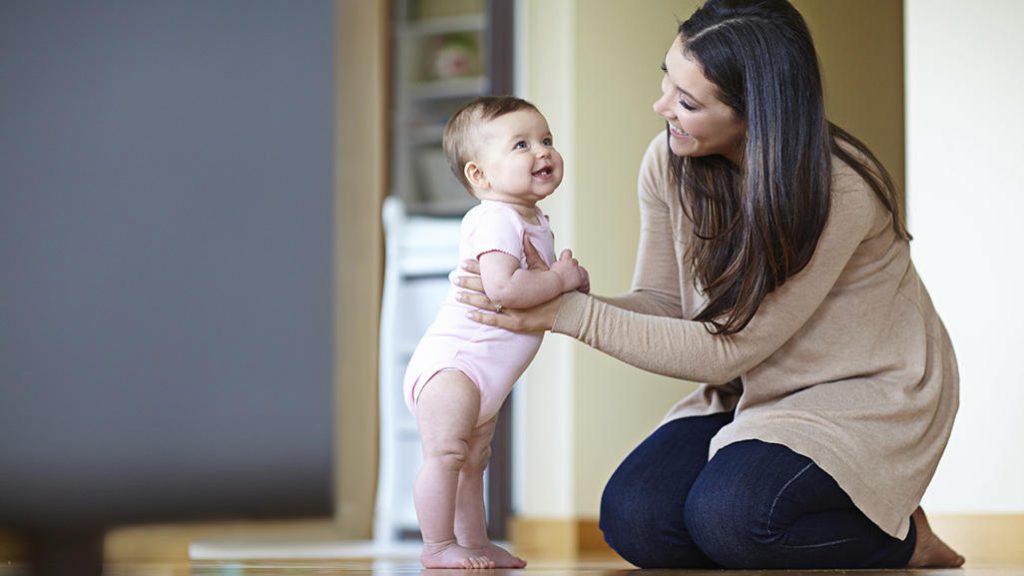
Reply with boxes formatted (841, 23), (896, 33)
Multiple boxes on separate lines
(421, 541), (495, 569)
(907, 507), (965, 568)
(474, 542), (526, 569)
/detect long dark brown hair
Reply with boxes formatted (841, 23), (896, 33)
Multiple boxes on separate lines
(672, 0), (910, 335)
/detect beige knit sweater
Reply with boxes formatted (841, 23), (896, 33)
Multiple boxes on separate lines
(552, 134), (959, 539)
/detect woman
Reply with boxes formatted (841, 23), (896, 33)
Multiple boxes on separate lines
(457, 0), (964, 569)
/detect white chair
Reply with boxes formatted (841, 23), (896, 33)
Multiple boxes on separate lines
(375, 196), (463, 545)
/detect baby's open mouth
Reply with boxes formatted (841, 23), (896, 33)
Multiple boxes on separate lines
(533, 167), (553, 176)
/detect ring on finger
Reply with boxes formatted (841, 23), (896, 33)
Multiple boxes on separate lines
(495, 304), (503, 314)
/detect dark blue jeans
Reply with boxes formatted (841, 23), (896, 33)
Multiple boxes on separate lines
(600, 412), (916, 569)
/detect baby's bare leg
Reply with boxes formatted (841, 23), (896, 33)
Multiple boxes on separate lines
(414, 371), (494, 569)
(454, 414), (527, 568)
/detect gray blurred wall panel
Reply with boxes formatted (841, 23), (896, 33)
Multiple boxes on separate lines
(0, 0), (335, 529)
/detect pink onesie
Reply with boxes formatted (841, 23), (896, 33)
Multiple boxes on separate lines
(403, 200), (556, 426)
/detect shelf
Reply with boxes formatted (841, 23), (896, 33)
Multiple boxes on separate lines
(401, 14), (486, 36)
(409, 76), (487, 100)
(407, 124), (445, 145)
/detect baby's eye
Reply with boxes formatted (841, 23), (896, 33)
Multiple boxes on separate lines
(513, 140), (527, 150)
(542, 137), (553, 146)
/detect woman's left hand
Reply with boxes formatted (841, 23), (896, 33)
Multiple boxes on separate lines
(455, 237), (564, 332)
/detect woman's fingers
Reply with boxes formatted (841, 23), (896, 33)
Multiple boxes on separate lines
(457, 258), (486, 292)
(465, 308), (514, 330)
(457, 288), (495, 311)
(524, 234), (549, 271)
(455, 272), (485, 293)
(461, 295), (524, 331)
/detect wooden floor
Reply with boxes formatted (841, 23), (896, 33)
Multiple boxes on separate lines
(189, 560), (1022, 575)
(3, 558), (1021, 576)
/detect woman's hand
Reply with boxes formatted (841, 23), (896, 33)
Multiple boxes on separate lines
(455, 235), (567, 332)
(457, 284), (563, 332)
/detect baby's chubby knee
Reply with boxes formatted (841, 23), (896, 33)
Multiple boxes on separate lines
(424, 438), (471, 471)
(462, 444), (491, 474)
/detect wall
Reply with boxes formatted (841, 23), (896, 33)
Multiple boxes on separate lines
(514, 0), (700, 524)
(515, 0), (905, 521)
(906, 0), (1024, 514)
(796, 0), (905, 193)
(0, 0), (334, 528)
(334, 0), (388, 539)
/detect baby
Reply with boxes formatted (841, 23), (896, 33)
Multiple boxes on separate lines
(403, 96), (588, 569)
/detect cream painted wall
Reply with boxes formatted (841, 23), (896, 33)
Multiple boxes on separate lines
(335, 0), (386, 538)
(794, 0), (905, 192)
(906, 0), (1024, 513)
(515, 0), (906, 520)
(570, 1), (705, 517)
(515, 0), (701, 520)
(512, 0), (580, 520)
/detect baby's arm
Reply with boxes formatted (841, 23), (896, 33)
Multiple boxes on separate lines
(477, 249), (585, 309)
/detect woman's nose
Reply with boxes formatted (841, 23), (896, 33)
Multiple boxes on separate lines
(653, 91), (672, 118)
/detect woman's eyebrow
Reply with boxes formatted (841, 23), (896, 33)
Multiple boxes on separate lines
(661, 61), (705, 107)
(680, 88), (704, 107)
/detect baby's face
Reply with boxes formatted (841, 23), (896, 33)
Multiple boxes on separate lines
(470, 109), (563, 206)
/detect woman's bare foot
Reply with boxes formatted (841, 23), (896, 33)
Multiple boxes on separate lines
(421, 541), (495, 569)
(473, 542), (526, 569)
(907, 507), (966, 568)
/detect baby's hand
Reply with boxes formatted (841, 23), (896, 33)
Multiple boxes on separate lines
(578, 265), (590, 294)
(550, 249), (585, 293)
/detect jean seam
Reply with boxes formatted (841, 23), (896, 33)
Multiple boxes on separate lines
(780, 536), (861, 549)
(766, 462), (866, 552)
(766, 462), (813, 536)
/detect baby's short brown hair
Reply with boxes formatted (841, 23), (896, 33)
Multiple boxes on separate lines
(443, 96), (539, 194)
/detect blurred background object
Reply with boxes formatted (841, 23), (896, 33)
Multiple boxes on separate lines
(375, 0), (515, 548)
(2, 0), (1021, 572)
(0, 1), (335, 572)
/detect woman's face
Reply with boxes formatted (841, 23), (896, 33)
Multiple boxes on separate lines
(653, 35), (746, 164)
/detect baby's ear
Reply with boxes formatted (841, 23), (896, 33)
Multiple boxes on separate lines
(464, 161), (487, 190)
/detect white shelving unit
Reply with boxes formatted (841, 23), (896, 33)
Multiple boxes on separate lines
(376, 0), (514, 545)
(375, 197), (463, 544)
(390, 0), (490, 216)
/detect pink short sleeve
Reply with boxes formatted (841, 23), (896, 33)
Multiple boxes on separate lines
(467, 204), (525, 262)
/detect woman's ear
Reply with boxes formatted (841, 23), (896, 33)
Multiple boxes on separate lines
(464, 161), (488, 190)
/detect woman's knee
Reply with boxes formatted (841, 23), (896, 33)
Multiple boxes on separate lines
(598, 470), (650, 552)
(600, 473), (713, 568)
(684, 481), (772, 568)
(683, 440), (830, 568)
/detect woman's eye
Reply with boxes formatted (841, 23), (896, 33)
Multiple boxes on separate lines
(679, 99), (696, 112)
(513, 140), (527, 150)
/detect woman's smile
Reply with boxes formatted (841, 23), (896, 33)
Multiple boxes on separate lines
(668, 124), (690, 138)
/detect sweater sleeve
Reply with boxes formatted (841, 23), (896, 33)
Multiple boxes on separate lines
(552, 183), (877, 385)
(592, 134), (684, 318)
